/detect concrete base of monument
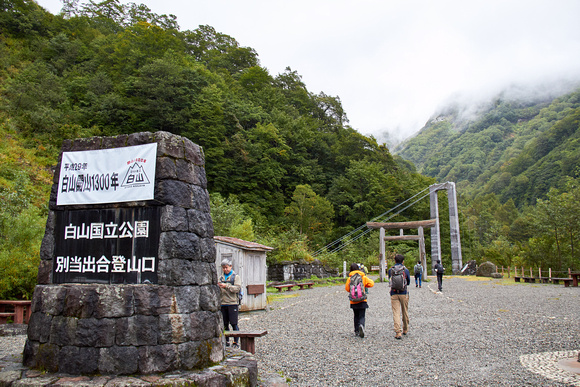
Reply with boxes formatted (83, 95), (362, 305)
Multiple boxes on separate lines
(0, 346), (258, 387)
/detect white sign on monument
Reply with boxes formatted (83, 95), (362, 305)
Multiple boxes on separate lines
(57, 143), (157, 205)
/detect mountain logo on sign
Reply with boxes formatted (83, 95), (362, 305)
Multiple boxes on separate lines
(121, 163), (151, 188)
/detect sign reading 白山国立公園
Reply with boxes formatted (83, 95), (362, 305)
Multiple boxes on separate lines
(57, 143), (157, 206)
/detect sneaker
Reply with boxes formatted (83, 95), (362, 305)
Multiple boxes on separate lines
(225, 342), (230, 347)
(358, 325), (365, 338)
(403, 330), (408, 335)
(395, 333), (402, 340)
(232, 342), (239, 349)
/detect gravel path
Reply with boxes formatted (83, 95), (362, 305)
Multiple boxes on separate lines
(245, 276), (580, 386)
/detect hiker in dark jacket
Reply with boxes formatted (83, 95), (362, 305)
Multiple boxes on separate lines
(345, 263), (374, 338)
(435, 260), (445, 292)
(388, 254), (411, 339)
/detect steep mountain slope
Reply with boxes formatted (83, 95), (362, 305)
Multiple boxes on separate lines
(396, 86), (580, 206)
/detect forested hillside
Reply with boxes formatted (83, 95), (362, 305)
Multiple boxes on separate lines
(0, 0), (435, 298)
(397, 87), (580, 276)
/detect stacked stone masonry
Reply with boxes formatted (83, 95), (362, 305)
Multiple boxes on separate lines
(24, 131), (226, 375)
(267, 260), (339, 282)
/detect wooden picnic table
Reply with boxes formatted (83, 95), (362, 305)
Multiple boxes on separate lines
(0, 300), (32, 324)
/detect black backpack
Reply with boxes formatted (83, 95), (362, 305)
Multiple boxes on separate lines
(390, 265), (407, 292)
(436, 264), (445, 274)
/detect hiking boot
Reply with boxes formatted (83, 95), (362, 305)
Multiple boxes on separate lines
(359, 325), (365, 338)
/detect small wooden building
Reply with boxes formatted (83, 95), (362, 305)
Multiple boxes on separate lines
(214, 236), (273, 311)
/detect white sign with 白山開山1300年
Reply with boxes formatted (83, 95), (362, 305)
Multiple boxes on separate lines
(57, 143), (157, 206)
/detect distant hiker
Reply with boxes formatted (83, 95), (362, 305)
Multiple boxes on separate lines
(219, 259), (241, 348)
(388, 254), (411, 339)
(413, 261), (423, 288)
(359, 263), (370, 294)
(346, 263), (375, 338)
(435, 260), (445, 292)
(359, 263), (369, 275)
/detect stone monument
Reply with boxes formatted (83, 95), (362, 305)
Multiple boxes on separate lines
(23, 131), (224, 375)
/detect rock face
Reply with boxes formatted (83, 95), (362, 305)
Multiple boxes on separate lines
(476, 261), (497, 277)
(461, 260), (477, 275)
(24, 132), (224, 375)
(267, 260), (339, 282)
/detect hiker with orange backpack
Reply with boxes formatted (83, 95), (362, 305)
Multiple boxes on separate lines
(345, 263), (375, 338)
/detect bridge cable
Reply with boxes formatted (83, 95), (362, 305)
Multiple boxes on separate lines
(313, 186), (432, 257)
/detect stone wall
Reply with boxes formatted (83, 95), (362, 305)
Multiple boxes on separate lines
(267, 260), (339, 282)
(24, 132), (224, 375)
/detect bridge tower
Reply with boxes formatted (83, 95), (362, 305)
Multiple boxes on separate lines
(429, 182), (462, 274)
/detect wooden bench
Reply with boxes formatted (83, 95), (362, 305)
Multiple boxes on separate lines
(551, 278), (573, 287)
(570, 272), (580, 287)
(273, 284), (296, 292)
(224, 330), (268, 354)
(296, 282), (314, 290)
(0, 300), (32, 324)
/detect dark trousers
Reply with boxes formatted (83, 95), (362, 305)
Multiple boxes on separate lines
(437, 273), (443, 290)
(351, 302), (368, 332)
(221, 304), (239, 343)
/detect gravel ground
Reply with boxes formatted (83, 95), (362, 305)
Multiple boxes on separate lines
(244, 276), (580, 386)
(1, 277), (578, 386)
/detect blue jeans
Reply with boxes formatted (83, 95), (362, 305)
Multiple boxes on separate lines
(415, 274), (422, 287)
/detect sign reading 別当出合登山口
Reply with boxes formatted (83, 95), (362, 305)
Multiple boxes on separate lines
(57, 143), (157, 206)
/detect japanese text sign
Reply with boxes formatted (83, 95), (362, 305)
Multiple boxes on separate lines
(57, 143), (157, 205)
(53, 207), (160, 284)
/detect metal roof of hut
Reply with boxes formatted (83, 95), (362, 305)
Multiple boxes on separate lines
(213, 236), (274, 252)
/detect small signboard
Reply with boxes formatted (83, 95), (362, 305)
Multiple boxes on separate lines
(57, 143), (157, 206)
(53, 207), (160, 284)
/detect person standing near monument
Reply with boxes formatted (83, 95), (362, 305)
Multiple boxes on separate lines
(435, 260), (445, 292)
(218, 259), (241, 348)
(388, 254), (411, 340)
(413, 261), (423, 288)
(345, 263), (374, 338)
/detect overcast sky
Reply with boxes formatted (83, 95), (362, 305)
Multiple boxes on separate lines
(36, 0), (580, 143)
